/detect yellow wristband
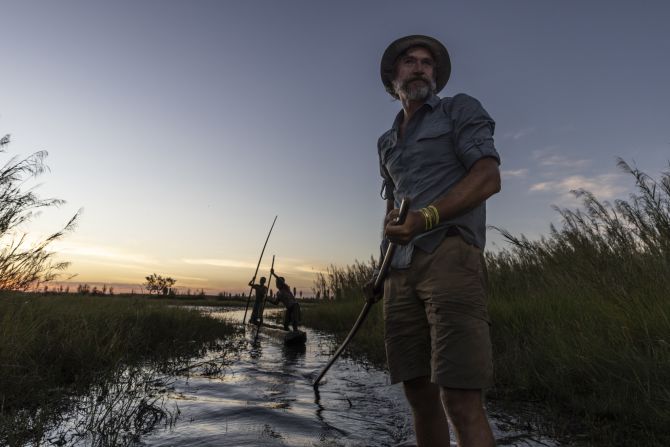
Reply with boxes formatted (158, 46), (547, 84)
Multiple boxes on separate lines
(420, 208), (431, 231)
(420, 207), (433, 231)
(420, 208), (428, 231)
(428, 205), (440, 226)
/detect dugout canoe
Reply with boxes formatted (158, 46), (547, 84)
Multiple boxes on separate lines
(248, 321), (307, 346)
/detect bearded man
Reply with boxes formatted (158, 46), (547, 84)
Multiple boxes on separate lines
(373, 35), (501, 447)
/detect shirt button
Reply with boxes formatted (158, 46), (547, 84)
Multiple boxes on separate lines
(473, 137), (484, 146)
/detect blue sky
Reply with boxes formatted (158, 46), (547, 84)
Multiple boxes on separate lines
(1, 0), (669, 293)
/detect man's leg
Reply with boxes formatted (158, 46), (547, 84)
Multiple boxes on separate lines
(412, 236), (495, 446)
(250, 297), (261, 323)
(442, 388), (495, 447)
(291, 304), (299, 331)
(403, 376), (450, 447)
(283, 308), (290, 331)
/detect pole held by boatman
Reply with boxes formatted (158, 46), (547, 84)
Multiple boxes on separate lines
(368, 35), (502, 447)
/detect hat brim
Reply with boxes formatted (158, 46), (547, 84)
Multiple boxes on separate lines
(380, 35), (451, 98)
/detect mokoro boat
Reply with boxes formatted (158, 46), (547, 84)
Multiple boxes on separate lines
(248, 321), (307, 346)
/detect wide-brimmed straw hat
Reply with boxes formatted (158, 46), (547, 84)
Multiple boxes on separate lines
(380, 35), (451, 98)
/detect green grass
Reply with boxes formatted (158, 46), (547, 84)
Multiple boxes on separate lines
(302, 160), (670, 446)
(302, 285), (386, 366)
(0, 292), (240, 445)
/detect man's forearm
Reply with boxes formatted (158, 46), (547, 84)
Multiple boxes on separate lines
(383, 158), (501, 245)
(432, 157), (500, 223)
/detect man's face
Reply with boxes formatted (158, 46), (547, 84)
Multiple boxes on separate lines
(392, 46), (437, 101)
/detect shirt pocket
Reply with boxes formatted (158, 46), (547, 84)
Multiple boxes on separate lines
(416, 120), (452, 141)
(414, 120), (456, 168)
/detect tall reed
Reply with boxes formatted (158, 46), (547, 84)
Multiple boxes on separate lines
(487, 159), (670, 444)
(0, 293), (239, 445)
(305, 159), (670, 446)
(308, 259), (387, 363)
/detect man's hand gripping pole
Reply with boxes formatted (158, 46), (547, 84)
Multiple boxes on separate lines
(313, 198), (410, 388)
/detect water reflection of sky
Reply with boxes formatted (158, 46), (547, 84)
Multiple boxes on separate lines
(125, 309), (408, 446)
(49, 308), (559, 446)
(141, 309), (559, 446)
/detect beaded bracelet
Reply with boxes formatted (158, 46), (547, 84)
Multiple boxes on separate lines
(419, 205), (440, 231)
(428, 205), (440, 226)
(419, 207), (433, 231)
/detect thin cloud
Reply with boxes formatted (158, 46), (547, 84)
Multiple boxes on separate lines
(502, 127), (534, 140)
(501, 169), (528, 179)
(64, 259), (157, 271)
(531, 149), (590, 169)
(53, 242), (157, 265)
(540, 155), (590, 169)
(180, 257), (326, 279)
(182, 258), (257, 269)
(293, 264), (329, 275)
(171, 274), (208, 282)
(529, 174), (627, 202)
(529, 182), (552, 192)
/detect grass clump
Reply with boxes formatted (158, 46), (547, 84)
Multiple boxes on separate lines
(302, 262), (386, 364)
(0, 133), (79, 291)
(487, 159), (670, 445)
(0, 293), (240, 445)
(304, 159), (670, 446)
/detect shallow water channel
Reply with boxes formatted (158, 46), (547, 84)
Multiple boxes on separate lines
(51, 308), (559, 446)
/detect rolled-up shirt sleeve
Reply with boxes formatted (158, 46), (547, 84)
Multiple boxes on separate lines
(451, 93), (500, 171)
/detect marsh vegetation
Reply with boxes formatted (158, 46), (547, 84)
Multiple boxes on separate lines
(303, 160), (670, 446)
(0, 293), (241, 445)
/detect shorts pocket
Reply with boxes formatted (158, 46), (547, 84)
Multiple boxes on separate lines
(428, 290), (490, 324)
(459, 238), (483, 275)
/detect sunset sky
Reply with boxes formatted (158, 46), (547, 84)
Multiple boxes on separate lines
(2, 0), (669, 294)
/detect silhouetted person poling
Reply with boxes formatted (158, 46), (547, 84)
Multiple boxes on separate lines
(247, 276), (267, 325)
(268, 269), (300, 332)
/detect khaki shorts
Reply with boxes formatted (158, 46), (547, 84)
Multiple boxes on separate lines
(383, 235), (493, 389)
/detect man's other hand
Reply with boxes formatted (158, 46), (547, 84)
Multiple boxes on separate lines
(362, 277), (383, 304)
(384, 209), (424, 245)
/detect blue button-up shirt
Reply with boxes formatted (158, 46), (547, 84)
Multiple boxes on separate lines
(378, 93), (500, 268)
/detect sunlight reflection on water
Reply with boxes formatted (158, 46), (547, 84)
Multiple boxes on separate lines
(47, 308), (559, 447)
(140, 308), (558, 447)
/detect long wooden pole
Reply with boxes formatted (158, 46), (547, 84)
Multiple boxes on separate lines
(313, 198), (410, 388)
(243, 216), (277, 324)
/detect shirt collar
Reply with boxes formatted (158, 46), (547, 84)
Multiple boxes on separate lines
(425, 94), (441, 109)
(392, 94), (441, 130)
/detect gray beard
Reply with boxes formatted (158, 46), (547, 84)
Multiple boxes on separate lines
(394, 78), (436, 101)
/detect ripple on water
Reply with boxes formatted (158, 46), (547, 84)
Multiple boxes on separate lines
(50, 308), (560, 447)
